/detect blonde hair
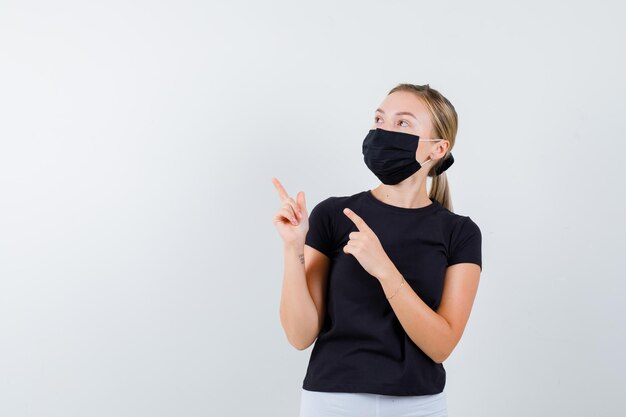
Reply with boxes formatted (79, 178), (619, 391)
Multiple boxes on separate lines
(388, 83), (458, 212)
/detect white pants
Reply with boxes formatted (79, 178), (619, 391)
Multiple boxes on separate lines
(299, 388), (448, 417)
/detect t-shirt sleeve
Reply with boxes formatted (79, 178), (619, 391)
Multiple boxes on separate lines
(305, 197), (334, 258)
(448, 216), (482, 272)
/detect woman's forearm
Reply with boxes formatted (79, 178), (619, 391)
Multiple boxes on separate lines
(378, 269), (453, 363)
(279, 244), (320, 350)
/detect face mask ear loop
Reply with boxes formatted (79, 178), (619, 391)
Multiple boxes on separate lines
(417, 138), (442, 165)
(419, 157), (433, 166)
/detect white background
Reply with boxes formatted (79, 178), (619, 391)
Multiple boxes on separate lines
(1, 1), (625, 416)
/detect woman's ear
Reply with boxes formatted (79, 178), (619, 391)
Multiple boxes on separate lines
(432, 140), (450, 161)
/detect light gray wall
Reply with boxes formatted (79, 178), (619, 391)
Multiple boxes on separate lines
(1, 1), (624, 416)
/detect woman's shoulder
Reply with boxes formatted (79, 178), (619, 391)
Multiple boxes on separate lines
(309, 190), (366, 211)
(432, 204), (482, 239)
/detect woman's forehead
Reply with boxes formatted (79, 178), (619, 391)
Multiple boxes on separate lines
(377, 93), (431, 122)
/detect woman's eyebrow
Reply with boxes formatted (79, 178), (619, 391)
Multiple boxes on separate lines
(375, 108), (418, 120)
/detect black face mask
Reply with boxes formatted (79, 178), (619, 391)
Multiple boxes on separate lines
(362, 128), (454, 185)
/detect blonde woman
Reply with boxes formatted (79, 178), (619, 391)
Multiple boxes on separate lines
(272, 84), (482, 417)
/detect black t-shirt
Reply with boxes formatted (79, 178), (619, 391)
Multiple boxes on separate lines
(302, 189), (482, 396)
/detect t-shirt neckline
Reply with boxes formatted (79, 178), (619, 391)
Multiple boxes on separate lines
(364, 189), (440, 214)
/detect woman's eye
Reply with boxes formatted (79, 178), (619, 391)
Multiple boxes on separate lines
(373, 117), (408, 127)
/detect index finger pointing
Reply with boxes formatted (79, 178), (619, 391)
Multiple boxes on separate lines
(343, 207), (370, 232)
(271, 177), (291, 202)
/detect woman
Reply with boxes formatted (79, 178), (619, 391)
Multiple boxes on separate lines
(272, 83), (482, 417)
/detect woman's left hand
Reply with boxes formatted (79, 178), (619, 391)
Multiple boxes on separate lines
(342, 207), (396, 281)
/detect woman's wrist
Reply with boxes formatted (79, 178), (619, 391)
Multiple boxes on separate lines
(378, 268), (404, 299)
(284, 240), (305, 251)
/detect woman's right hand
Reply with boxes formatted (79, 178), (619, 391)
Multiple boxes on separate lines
(271, 177), (309, 247)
